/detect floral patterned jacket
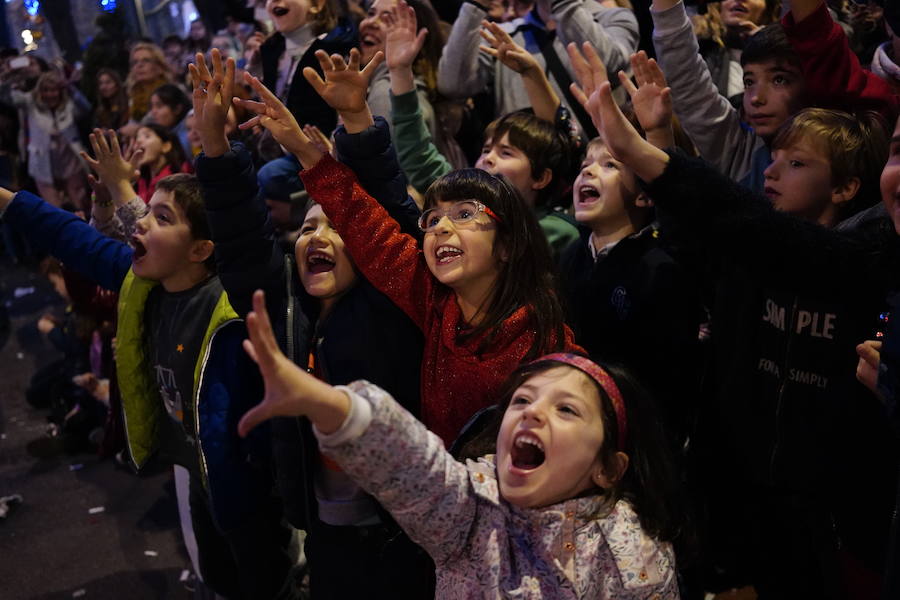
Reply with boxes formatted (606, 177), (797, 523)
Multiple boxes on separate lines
(317, 381), (680, 600)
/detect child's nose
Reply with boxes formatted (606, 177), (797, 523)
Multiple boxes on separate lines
(763, 161), (778, 180)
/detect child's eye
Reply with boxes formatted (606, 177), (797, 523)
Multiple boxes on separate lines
(603, 161), (618, 169)
(789, 160), (805, 168)
(511, 396), (529, 406)
(773, 75), (789, 86)
(558, 404), (579, 416)
(743, 78), (754, 89)
(156, 213), (170, 223)
(300, 225), (315, 235)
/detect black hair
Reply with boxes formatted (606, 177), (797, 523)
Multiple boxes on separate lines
(150, 83), (191, 125)
(155, 173), (215, 271)
(740, 23), (801, 69)
(138, 122), (188, 179)
(423, 169), (566, 359)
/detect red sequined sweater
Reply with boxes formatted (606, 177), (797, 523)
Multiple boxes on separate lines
(301, 154), (582, 444)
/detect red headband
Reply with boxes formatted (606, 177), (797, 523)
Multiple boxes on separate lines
(533, 353), (628, 452)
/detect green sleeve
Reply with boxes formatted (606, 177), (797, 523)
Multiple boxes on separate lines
(390, 89), (453, 193)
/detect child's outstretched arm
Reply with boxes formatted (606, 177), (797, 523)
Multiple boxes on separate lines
(480, 20), (560, 123)
(650, 0), (763, 183)
(385, 0), (453, 193)
(191, 50), (286, 318)
(570, 43), (897, 295)
(0, 187), (132, 291)
(82, 128), (145, 236)
(237, 53), (436, 329)
(618, 51), (676, 150)
(239, 290), (477, 565)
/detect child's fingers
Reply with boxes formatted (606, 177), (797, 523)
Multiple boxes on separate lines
(569, 82), (590, 110)
(582, 41), (608, 84)
(249, 290), (280, 359)
(88, 131), (103, 159)
(242, 72), (287, 114)
(108, 130), (123, 158)
(344, 48), (359, 72)
(361, 50), (385, 78)
(480, 46), (499, 59)
(234, 96), (268, 115)
(313, 49), (335, 74)
(223, 57), (236, 100)
(188, 63), (202, 92)
(414, 28), (428, 50)
(302, 65), (329, 99)
(618, 71), (638, 99)
(479, 28), (498, 48)
(81, 152), (100, 170)
(237, 396), (272, 438)
(856, 340), (882, 367)
(647, 58), (667, 88)
(566, 42), (594, 94)
(95, 128), (112, 156)
(210, 48), (224, 79)
(238, 115), (262, 130)
(195, 52), (211, 82)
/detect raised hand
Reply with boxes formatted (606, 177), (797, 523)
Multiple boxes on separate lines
(238, 290), (351, 437)
(303, 124), (334, 157)
(384, 0), (428, 72)
(618, 51), (674, 148)
(233, 73), (323, 169)
(81, 129), (140, 206)
(479, 21), (540, 75)
(303, 48), (383, 120)
(567, 42), (670, 183)
(188, 48), (235, 157)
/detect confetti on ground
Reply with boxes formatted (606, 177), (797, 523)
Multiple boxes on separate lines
(180, 570), (190, 582)
(72, 590), (86, 598)
(144, 550), (157, 557)
(88, 506), (105, 515)
(69, 464), (83, 471)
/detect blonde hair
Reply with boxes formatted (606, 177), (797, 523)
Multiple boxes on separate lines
(33, 70), (69, 111)
(126, 42), (172, 90)
(692, 1), (782, 47)
(310, 0), (338, 36)
(772, 108), (889, 213)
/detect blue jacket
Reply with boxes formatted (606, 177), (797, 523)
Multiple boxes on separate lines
(197, 117), (423, 529)
(2, 192), (272, 532)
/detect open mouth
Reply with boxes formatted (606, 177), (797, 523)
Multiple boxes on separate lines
(727, 3), (749, 15)
(132, 237), (147, 262)
(360, 33), (379, 48)
(510, 432), (545, 470)
(435, 245), (463, 265)
(306, 250), (335, 274)
(764, 186), (780, 198)
(577, 185), (601, 204)
(271, 6), (289, 17)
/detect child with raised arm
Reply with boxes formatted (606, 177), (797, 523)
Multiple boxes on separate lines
(238, 289), (684, 599)
(438, 0), (639, 135)
(568, 43), (900, 597)
(191, 49), (432, 599)
(0, 127), (294, 598)
(236, 47), (582, 445)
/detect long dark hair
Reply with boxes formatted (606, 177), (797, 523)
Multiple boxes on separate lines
(94, 68), (129, 129)
(423, 169), (566, 360)
(150, 83), (191, 125)
(138, 122), (187, 179)
(463, 358), (691, 545)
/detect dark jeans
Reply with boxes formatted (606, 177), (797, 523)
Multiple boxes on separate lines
(188, 475), (294, 600)
(305, 519), (435, 599)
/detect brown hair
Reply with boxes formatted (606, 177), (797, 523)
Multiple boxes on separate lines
(772, 108), (889, 216)
(310, 0), (339, 36)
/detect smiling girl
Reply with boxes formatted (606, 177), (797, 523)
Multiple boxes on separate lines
(237, 48), (581, 443)
(237, 298), (684, 598)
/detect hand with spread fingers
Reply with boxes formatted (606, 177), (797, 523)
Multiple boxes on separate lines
(302, 48), (381, 132)
(80, 128), (141, 206)
(383, 0), (427, 96)
(303, 124), (334, 157)
(619, 51), (675, 149)
(234, 73), (323, 169)
(188, 48), (235, 158)
(238, 290), (351, 438)
(567, 42), (670, 184)
(479, 20), (539, 75)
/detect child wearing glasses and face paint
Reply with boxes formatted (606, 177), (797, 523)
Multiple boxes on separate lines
(236, 47), (583, 445)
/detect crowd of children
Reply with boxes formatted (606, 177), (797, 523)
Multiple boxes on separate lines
(2, 0), (900, 598)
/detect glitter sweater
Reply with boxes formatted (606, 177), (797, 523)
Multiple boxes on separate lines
(317, 380), (680, 599)
(301, 155), (582, 444)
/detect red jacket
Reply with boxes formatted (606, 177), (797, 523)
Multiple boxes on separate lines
(782, 3), (899, 124)
(301, 155), (582, 444)
(137, 161), (193, 205)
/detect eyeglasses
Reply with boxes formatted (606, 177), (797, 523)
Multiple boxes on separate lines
(417, 200), (501, 232)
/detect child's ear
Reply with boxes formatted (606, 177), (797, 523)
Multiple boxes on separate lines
(831, 177), (861, 206)
(531, 168), (553, 192)
(161, 141), (173, 156)
(634, 192), (653, 209)
(594, 451), (629, 489)
(189, 239), (215, 265)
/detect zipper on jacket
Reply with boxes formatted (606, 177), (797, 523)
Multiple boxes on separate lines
(769, 296), (798, 484)
(194, 320), (237, 491)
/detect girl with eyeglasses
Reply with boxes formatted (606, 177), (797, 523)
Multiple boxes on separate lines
(237, 48), (582, 445)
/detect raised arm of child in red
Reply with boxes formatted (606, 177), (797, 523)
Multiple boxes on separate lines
(782, 1), (899, 124)
(299, 153), (435, 331)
